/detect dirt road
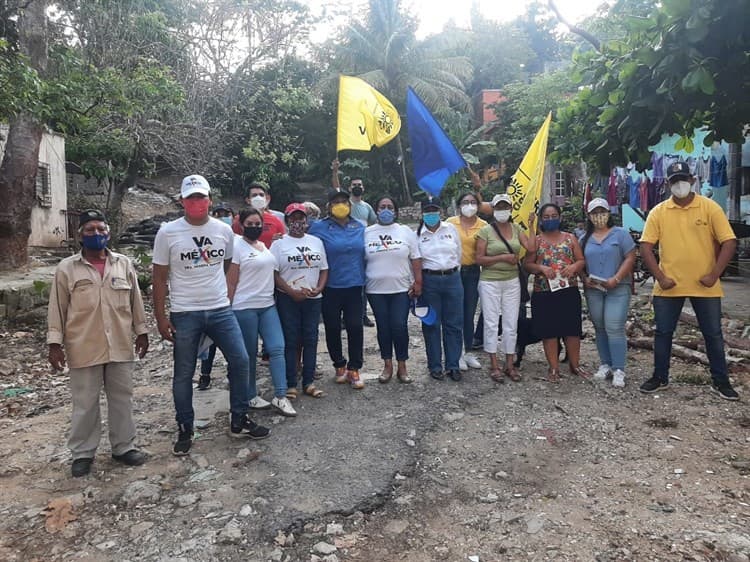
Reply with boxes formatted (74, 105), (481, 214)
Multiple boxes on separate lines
(0, 309), (748, 562)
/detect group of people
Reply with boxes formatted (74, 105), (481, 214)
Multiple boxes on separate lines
(47, 160), (739, 477)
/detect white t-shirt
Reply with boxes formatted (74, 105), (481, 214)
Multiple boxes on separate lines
(270, 234), (328, 299)
(364, 223), (421, 294)
(417, 221), (462, 271)
(152, 217), (233, 312)
(231, 236), (277, 310)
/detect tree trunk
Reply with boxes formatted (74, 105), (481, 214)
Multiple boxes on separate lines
(106, 153), (140, 238)
(0, 115), (45, 269)
(0, 1), (48, 270)
(396, 134), (412, 204)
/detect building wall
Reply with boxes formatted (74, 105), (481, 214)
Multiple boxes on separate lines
(0, 125), (67, 247)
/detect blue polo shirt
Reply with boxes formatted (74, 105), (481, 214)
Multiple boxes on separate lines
(583, 226), (635, 283)
(309, 217), (365, 288)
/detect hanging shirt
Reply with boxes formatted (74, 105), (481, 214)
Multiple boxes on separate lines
(626, 173), (641, 208)
(710, 154), (728, 187)
(152, 217), (233, 312)
(639, 176), (649, 212)
(607, 170), (618, 206)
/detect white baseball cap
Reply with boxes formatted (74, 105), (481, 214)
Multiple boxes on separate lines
(181, 174), (211, 198)
(491, 193), (512, 207)
(587, 197), (609, 213)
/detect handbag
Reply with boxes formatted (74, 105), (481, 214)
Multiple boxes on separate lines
(491, 222), (531, 303)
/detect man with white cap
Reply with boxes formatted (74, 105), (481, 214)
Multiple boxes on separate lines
(152, 174), (270, 455)
(639, 162), (739, 400)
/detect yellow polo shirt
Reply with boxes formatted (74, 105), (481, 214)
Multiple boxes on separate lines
(640, 195), (736, 297)
(446, 215), (487, 266)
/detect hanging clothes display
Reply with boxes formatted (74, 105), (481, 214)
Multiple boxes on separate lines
(607, 169), (618, 206)
(626, 170), (640, 209)
(710, 154), (728, 187)
(639, 175), (649, 212)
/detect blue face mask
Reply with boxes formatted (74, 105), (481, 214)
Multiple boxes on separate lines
(378, 209), (395, 225)
(220, 216), (233, 225)
(541, 218), (561, 232)
(81, 233), (109, 250)
(423, 212), (440, 228)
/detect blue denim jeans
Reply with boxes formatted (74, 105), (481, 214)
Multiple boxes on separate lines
(276, 292), (322, 388)
(200, 343), (217, 375)
(460, 265), (481, 352)
(170, 306), (249, 426)
(234, 306), (287, 398)
(321, 286), (364, 370)
(367, 292), (410, 361)
(421, 271), (464, 372)
(585, 284), (631, 371)
(652, 296), (728, 384)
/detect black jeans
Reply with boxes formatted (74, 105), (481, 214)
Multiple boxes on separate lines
(322, 286), (364, 370)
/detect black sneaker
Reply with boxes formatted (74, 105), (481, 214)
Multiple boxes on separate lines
(197, 375), (211, 391)
(173, 424), (193, 456)
(429, 370), (445, 381)
(447, 369), (462, 382)
(71, 457), (93, 478)
(639, 376), (669, 394)
(230, 415), (270, 440)
(711, 382), (739, 401)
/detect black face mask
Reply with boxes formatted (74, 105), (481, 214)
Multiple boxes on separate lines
(351, 186), (363, 196)
(243, 225), (263, 241)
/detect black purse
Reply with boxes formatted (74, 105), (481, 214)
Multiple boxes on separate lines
(491, 222), (531, 303)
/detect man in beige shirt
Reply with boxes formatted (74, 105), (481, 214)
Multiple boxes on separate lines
(47, 210), (149, 477)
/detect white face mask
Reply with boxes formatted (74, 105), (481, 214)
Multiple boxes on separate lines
(670, 180), (692, 199)
(494, 210), (511, 223)
(250, 195), (268, 210)
(460, 203), (478, 218)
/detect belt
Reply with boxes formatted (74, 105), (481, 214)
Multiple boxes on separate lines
(423, 266), (459, 276)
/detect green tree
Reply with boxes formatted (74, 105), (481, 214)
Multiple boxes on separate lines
(553, 0), (750, 170)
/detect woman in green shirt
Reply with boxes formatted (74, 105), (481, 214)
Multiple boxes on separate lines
(475, 194), (536, 382)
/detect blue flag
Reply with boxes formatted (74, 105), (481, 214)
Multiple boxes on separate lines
(406, 88), (466, 197)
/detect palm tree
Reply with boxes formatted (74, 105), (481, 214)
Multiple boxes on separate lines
(332, 0), (473, 202)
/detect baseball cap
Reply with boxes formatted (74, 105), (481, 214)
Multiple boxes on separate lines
(666, 161), (690, 181)
(586, 197), (609, 213)
(327, 188), (350, 203)
(410, 297), (437, 326)
(285, 202), (307, 216)
(79, 209), (106, 227)
(212, 202), (233, 214)
(181, 174), (211, 198)
(491, 194), (512, 207)
(421, 198), (441, 211)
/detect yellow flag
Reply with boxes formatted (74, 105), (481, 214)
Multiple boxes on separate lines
(337, 75), (401, 152)
(506, 112), (552, 233)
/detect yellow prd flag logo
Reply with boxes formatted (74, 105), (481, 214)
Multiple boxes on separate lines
(337, 75), (401, 152)
(506, 112), (552, 233)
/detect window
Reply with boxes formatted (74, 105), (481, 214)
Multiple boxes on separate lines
(36, 163), (52, 207)
(554, 170), (566, 197)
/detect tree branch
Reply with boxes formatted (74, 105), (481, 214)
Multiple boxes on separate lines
(547, 0), (601, 52)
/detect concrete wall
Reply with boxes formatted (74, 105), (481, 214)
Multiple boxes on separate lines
(0, 125), (68, 247)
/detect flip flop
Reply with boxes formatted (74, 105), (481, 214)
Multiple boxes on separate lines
(286, 388), (299, 400)
(546, 368), (561, 383)
(505, 367), (522, 382)
(303, 384), (324, 398)
(490, 369), (505, 383)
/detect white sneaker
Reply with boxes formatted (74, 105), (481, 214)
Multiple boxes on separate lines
(612, 369), (625, 388)
(593, 364), (611, 380)
(463, 353), (481, 369)
(271, 396), (297, 417)
(458, 356), (468, 371)
(249, 396), (271, 410)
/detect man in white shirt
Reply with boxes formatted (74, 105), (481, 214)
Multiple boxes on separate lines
(152, 174), (270, 456)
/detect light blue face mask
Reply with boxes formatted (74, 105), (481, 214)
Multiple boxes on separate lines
(423, 212), (440, 227)
(220, 216), (233, 225)
(378, 209), (395, 225)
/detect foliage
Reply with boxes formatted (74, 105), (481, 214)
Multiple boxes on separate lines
(554, 0), (750, 171)
(489, 71), (576, 172)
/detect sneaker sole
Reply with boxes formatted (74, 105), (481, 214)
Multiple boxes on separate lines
(272, 406), (298, 417)
(639, 383), (669, 394)
(250, 404), (272, 410)
(711, 386), (739, 401)
(172, 446), (191, 456)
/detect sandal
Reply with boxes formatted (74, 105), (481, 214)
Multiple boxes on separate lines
(505, 367), (522, 382)
(286, 388), (299, 400)
(570, 365), (592, 379)
(396, 370), (413, 384)
(303, 384), (324, 398)
(490, 369), (505, 384)
(379, 369), (393, 384)
(546, 368), (561, 383)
